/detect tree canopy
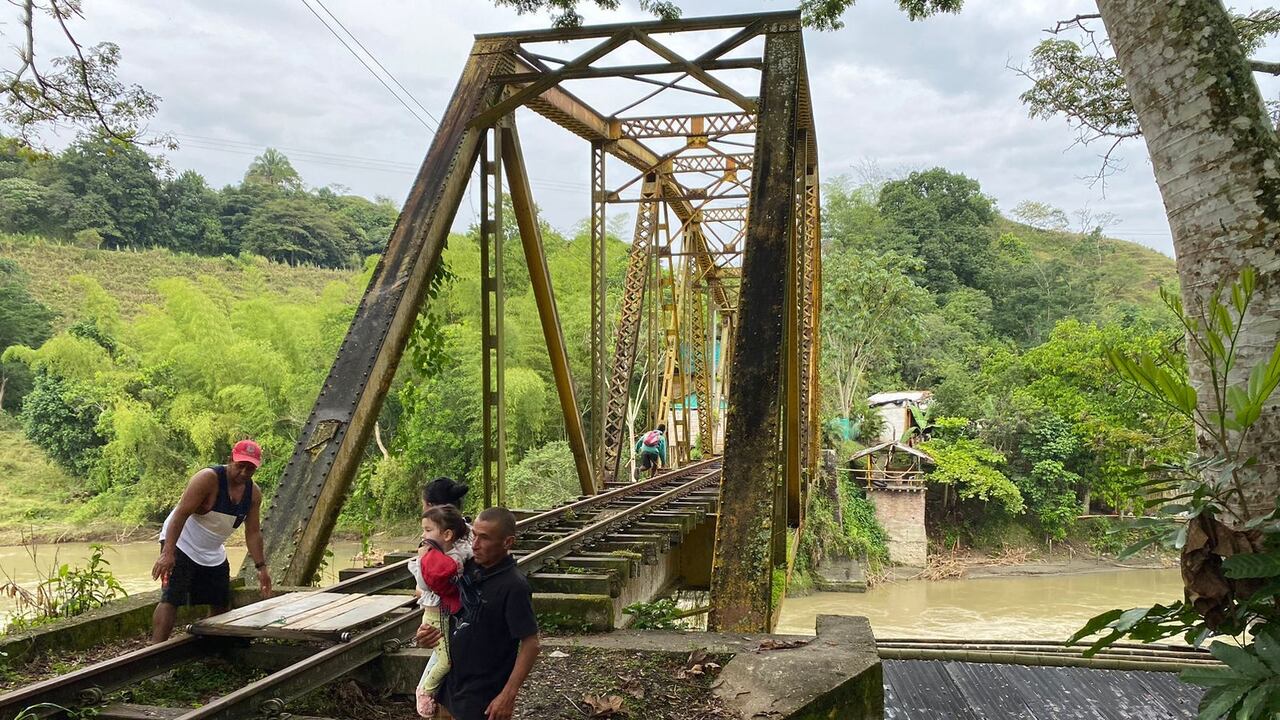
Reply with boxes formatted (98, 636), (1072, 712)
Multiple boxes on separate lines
(0, 134), (396, 268)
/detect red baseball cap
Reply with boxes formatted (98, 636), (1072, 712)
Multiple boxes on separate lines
(231, 439), (263, 468)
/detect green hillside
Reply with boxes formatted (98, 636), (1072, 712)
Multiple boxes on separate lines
(997, 218), (1178, 311)
(0, 235), (355, 327)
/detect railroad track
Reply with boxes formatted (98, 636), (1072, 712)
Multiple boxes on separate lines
(0, 461), (723, 720)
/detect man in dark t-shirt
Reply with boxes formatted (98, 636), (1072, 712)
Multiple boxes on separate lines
(416, 507), (540, 720)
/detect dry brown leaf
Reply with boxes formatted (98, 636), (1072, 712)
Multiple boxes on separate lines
(619, 676), (645, 700)
(583, 693), (627, 717)
(756, 638), (810, 652)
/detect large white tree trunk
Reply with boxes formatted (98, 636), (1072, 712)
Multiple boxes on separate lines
(1096, 0), (1280, 523)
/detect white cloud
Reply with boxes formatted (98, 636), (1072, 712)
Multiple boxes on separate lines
(46, 0), (1217, 256)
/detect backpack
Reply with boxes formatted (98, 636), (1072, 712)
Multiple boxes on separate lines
(642, 430), (662, 447)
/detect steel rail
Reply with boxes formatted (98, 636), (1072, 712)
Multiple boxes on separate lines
(170, 610), (419, 720)
(320, 459), (721, 594)
(516, 458), (721, 533)
(517, 464), (722, 575)
(0, 635), (228, 720)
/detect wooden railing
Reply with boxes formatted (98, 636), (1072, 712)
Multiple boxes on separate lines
(854, 469), (927, 491)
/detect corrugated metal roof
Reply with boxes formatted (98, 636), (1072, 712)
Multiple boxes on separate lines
(849, 441), (935, 465)
(868, 390), (933, 407)
(883, 660), (1202, 719)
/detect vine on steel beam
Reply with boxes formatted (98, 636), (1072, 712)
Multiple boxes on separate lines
(709, 23), (802, 633)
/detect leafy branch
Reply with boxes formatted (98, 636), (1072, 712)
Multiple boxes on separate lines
(1070, 267), (1280, 720)
(0, 0), (164, 146)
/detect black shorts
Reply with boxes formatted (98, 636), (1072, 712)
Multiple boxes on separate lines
(160, 545), (231, 608)
(640, 452), (661, 471)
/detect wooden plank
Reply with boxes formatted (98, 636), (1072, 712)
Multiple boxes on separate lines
(296, 595), (414, 632)
(197, 592), (297, 624)
(220, 592), (346, 629)
(270, 593), (371, 630)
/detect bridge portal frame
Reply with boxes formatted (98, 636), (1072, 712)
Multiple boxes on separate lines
(254, 12), (821, 636)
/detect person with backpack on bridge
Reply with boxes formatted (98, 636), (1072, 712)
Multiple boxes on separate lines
(635, 424), (668, 479)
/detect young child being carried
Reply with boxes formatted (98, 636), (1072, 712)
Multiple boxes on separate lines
(407, 505), (472, 718)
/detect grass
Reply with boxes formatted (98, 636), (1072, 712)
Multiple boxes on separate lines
(0, 234), (355, 328)
(997, 218), (1178, 313)
(0, 414), (136, 543)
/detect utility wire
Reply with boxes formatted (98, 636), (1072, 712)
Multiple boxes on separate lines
(309, 0), (443, 128)
(297, 0), (436, 132)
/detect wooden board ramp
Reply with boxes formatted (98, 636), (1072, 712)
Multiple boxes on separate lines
(190, 592), (414, 641)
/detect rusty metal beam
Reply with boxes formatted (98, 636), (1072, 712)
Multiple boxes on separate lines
(255, 39), (512, 587)
(502, 121), (596, 495)
(475, 10), (796, 41)
(490, 57), (762, 84)
(708, 24), (801, 633)
(589, 141), (607, 484)
(784, 130), (806, 528)
(687, 235), (714, 457)
(804, 165), (822, 481)
(472, 29), (634, 129)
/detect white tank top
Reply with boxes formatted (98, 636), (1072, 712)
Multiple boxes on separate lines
(161, 466), (252, 567)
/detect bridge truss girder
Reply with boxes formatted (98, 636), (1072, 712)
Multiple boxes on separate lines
(254, 12), (821, 635)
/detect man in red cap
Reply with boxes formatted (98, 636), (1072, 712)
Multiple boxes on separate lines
(150, 439), (272, 642)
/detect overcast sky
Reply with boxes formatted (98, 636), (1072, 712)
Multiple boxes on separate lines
(54, 0), (1280, 257)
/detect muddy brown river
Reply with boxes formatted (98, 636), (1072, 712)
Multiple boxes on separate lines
(1, 542), (1183, 641)
(0, 539), (396, 624)
(776, 567), (1183, 639)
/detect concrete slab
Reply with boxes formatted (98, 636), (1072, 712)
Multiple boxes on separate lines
(814, 557), (868, 593)
(715, 615), (882, 719)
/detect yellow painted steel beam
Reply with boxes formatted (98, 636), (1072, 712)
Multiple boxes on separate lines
(600, 175), (661, 481)
(612, 113), (757, 139)
(501, 122), (596, 495)
(480, 126), (507, 508)
(255, 39), (513, 586)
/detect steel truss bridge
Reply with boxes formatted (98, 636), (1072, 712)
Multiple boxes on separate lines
(257, 10), (822, 634)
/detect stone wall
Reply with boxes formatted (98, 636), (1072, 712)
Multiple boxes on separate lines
(867, 489), (926, 566)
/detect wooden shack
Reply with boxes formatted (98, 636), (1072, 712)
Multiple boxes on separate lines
(850, 441), (934, 566)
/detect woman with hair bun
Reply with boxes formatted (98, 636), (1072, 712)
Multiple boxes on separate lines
(422, 476), (470, 513)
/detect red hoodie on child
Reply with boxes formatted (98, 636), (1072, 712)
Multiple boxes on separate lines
(418, 541), (462, 614)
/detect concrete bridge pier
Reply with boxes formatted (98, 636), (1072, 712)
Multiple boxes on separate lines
(867, 487), (927, 567)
